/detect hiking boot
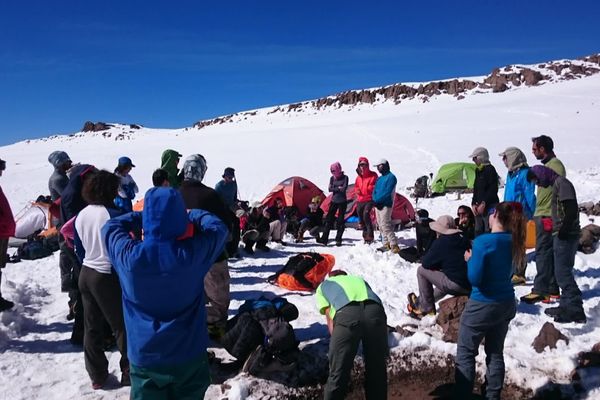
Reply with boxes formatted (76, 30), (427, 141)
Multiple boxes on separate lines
(274, 240), (287, 246)
(92, 372), (108, 390)
(335, 240), (342, 247)
(407, 292), (419, 311)
(511, 275), (527, 286)
(256, 240), (270, 252)
(377, 243), (391, 252)
(553, 309), (587, 324)
(390, 245), (401, 254)
(544, 307), (562, 317)
(542, 294), (560, 304)
(0, 297), (14, 312)
(317, 237), (328, 246)
(66, 300), (76, 320)
(295, 237), (303, 243)
(520, 292), (548, 304)
(408, 306), (435, 320)
(120, 368), (131, 387)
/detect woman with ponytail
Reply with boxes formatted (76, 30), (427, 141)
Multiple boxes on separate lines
(454, 202), (524, 399)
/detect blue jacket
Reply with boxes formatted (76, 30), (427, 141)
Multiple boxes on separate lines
(372, 171), (397, 208)
(503, 167), (536, 220)
(215, 180), (238, 210)
(467, 232), (515, 303)
(102, 187), (228, 368)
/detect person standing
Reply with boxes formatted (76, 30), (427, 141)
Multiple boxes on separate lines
(355, 157), (378, 244)
(179, 154), (233, 337)
(160, 149), (183, 189)
(0, 158), (16, 312)
(455, 202), (523, 399)
(74, 171), (129, 389)
(319, 162), (349, 247)
(48, 151), (72, 201)
(499, 147), (536, 285)
(102, 187), (228, 399)
(316, 270), (388, 400)
(215, 167), (241, 257)
(114, 156), (139, 213)
(372, 158), (399, 253)
(469, 147), (499, 237)
(527, 166), (586, 323)
(521, 135), (565, 304)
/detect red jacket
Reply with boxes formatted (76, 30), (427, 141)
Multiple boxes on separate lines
(0, 186), (16, 239)
(355, 157), (378, 202)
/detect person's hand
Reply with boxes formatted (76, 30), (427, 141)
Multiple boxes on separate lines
(464, 249), (472, 262)
(476, 201), (486, 216)
(471, 204), (479, 216)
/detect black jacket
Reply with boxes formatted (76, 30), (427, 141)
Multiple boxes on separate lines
(472, 164), (499, 212)
(245, 209), (270, 234)
(421, 233), (471, 290)
(415, 218), (437, 256)
(305, 207), (324, 228)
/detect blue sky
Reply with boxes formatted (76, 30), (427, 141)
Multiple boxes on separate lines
(1, 0), (599, 145)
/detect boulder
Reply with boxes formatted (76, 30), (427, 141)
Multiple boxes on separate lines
(81, 121), (113, 132)
(436, 295), (469, 343)
(532, 322), (569, 353)
(579, 224), (600, 254)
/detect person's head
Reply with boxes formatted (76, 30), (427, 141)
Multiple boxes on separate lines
(161, 149), (182, 169)
(182, 154), (207, 182)
(330, 162), (343, 179)
(498, 147), (527, 172)
(275, 197), (284, 209)
(329, 270), (348, 277)
(152, 168), (170, 187)
(469, 147), (490, 166)
(373, 158), (390, 175)
(35, 195), (52, 204)
(81, 170), (120, 208)
(142, 187), (189, 240)
(48, 151), (72, 172)
(457, 205), (474, 224)
(527, 165), (559, 188)
(531, 135), (554, 161)
(309, 195), (321, 211)
(489, 201), (526, 269)
(357, 157), (370, 175)
(115, 156), (135, 175)
(0, 158), (5, 177)
(429, 215), (462, 237)
(222, 167), (235, 182)
(416, 209), (429, 223)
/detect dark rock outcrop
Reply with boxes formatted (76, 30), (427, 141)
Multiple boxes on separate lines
(436, 295), (469, 343)
(82, 121), (113, 132)
(532, 322), (569, 353)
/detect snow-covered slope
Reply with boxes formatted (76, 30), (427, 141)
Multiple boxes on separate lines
(1, 56), (600, 399)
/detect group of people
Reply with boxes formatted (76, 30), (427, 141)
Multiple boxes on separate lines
(0, 133), (589, 400)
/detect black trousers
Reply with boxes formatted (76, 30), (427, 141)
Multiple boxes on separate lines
(322, 201), (348, 242)
(356, 201), (374, 241)
(79, 266), (128, 383)
(0, 238), (8, 297)
(325, 301), (388, 400)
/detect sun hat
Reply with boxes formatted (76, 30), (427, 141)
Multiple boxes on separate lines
(429, 215), (462, 235)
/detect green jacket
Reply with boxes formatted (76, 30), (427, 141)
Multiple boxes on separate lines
(534, 157), (565, 217)
(161, 149), (182, 189)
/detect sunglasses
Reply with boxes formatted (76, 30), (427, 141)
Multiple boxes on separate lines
(457, 212), (467, 216)
(358, 163), (368, 167)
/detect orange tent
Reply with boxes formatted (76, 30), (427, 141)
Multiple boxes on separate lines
(261, 176), (325, 218)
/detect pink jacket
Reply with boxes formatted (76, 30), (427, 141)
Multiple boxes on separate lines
(0, 186), (15, 239)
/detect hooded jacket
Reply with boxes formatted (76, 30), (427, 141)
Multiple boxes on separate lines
(502, 147), (536, 219)
(372, 166), (397, 208)
(102, 188), (228, 368)
(355, 157), (378, 203)
(60, 164), (95, 224)
(48, 151), (71, 201)
(0, 185), (15, 239)
(472, 164), (499, 211)
(160, 149), (182, 189)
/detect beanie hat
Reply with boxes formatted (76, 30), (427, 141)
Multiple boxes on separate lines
(48, 151), (71, 168)
(182, 154), (208, 182)
(223, 167), (235, 178)
(469, 147), (490, 164)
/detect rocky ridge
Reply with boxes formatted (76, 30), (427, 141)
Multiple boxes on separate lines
(193, 54), (600, 130)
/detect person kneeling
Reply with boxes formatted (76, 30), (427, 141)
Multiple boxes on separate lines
(407, 215), (471, 319)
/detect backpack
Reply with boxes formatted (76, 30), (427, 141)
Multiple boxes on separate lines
(17, 236), (59, 260)
(267, 252), (335, 291)
(413, 175), (429, 198)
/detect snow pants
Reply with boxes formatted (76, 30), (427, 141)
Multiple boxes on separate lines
(416, 266), (470, 313)
(356, 201), (374, 241)
(130, 353), (210, 400)
(325, 300), (388, 400)
(375, 206), (397, 246)
(322, 201), (347, 243)
(533, 216), (559, 296)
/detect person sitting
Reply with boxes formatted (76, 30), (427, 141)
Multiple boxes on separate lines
(407, 215), (471, 318)
(241, 202), (271, 254)
(398, 209), (436, 263)
(296, 196), (324, 243)
(455, 205), (475, 241)
(265, 197), (288, 245)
